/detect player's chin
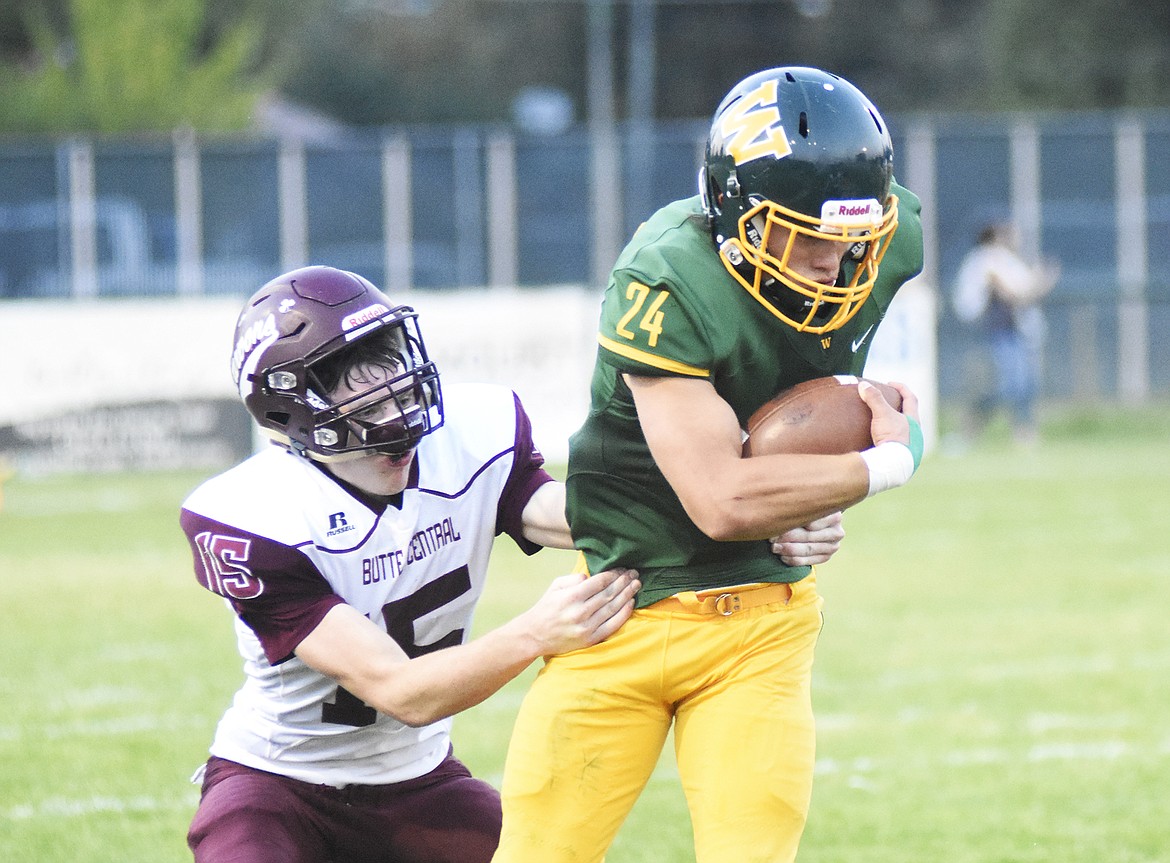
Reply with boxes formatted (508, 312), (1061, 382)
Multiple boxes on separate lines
(356, 448), (414, 491)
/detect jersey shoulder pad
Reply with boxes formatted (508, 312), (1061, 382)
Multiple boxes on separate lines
(180, 447), (329, 546)
(416, 382), (524, 491)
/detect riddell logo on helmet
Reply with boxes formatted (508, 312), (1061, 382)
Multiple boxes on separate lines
(342, 304), (390, 332)
(821, 198), (882, 227)
(833, 204), (871, 217)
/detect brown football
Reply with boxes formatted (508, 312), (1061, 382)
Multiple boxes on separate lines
(742, 375), (902, 457)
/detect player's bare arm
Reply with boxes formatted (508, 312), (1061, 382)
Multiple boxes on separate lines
(626, 373), (919, 542)
(521, 459), (837, 564)
(518, 480), (573, 549)
(294, 567), (639, 728)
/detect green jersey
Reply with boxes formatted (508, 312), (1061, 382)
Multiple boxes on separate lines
(566, 186), (924, 607)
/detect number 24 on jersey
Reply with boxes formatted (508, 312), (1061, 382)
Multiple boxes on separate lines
(615, 282), (669, 348)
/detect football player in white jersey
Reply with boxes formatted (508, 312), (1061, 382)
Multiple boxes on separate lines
(179, 266), (640, 863)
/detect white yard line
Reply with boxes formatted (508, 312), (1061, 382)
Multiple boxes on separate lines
(3, 793), (198, 821)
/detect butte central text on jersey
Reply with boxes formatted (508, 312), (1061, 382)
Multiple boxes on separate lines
(362, 517), (463, 585)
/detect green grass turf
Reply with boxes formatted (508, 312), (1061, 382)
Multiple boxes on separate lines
(0, 402), (1167, 862)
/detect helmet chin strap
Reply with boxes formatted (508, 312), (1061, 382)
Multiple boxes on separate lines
(761, 281), (812, 319)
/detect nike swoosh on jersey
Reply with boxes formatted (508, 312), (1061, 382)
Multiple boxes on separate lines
(851, 324), (876, 352)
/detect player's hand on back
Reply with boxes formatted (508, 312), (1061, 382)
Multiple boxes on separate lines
(523, 569), (640, 656)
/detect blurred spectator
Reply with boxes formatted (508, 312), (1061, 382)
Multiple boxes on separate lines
(953, 222), (1060, 447)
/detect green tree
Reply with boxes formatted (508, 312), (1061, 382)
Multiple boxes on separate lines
(984, 0), (1170, 109)
(281, 0), (587, 126)
(0, 0), (266, 133)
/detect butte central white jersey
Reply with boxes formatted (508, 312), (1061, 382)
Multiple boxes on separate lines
(179, 383), (552, 787)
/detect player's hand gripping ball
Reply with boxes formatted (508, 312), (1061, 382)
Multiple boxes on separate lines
(743, 375), (903, 457)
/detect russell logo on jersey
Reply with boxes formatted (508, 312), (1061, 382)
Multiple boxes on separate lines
(327, 512), (355, 537)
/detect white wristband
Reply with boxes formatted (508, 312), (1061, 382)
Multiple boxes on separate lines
(860, 441), (916, 498)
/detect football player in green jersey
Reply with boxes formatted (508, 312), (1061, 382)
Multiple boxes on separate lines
(493, 67), (925, 863)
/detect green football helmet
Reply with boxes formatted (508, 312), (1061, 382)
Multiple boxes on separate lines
(700, 66), (900, 334)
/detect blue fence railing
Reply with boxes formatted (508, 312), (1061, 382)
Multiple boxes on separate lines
(2, 109), (1168, 401)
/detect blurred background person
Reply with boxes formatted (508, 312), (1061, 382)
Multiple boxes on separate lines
(952, 222), (1060, 447)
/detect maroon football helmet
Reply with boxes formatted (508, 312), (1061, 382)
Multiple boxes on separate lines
(231, 266), (443, 460)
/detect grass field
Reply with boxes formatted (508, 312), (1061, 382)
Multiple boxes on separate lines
(1, 403), (1168, 862)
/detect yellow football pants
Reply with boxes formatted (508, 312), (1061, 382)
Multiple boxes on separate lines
(493, 574), (824, 863)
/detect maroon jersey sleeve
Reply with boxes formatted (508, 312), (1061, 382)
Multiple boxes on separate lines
(496, 392), (555, 554)
(180, 508), (345, 664)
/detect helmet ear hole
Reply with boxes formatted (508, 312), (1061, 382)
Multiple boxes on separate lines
(266, 411), (291, 428)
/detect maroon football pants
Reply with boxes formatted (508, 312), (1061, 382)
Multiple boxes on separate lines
(188, 752), (501, 863)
